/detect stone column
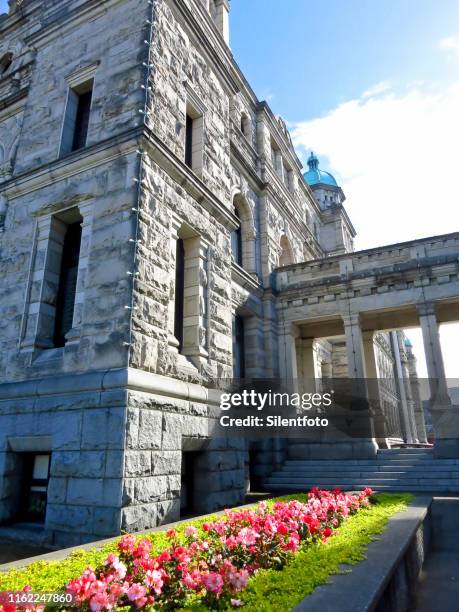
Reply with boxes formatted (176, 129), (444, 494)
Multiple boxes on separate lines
(296, 338), (317, 394)
(278, 321), (298, 382)
(213, 0), (230, 45)
(182, 236), (209, 367)
(391, 331), (416, 444)
(65, 202), (94, 345)
(341, 314), (378, 457)
(417, 304), (458, 457)
(363, 331), (388, 446)
(417, 304), (451, 406)
(342, 314), (367, 378)
(21, 215), (67, 351)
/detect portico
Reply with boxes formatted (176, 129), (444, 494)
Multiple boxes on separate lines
(276, 231), (459, 458)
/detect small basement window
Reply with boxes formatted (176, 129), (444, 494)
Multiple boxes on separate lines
(19, 453), (51, 523)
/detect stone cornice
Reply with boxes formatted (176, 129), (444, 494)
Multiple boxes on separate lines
(0, 367), (222, 406)
(0, 126), (144, 200)
(142, 126), (239, 231)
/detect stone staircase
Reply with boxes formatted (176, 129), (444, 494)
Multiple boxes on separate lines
(264, 448), (459, 493)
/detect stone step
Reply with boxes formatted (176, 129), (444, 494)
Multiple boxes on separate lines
(270, 470), (459, 479)
(284, 459), (459, 466)
(274, 465), (459, 473)
(265, 483), (459, 492)
(266, 477), (459, 486)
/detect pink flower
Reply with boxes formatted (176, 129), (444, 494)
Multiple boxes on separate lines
(228, 569), (250, 591)
(201, 572), (224, 594)
(231, 599), (244, 608)
(166, 529), (177, 539)
(237, 528), (259, 547)
(144, 569), (164, 594)
(127, 583), (147, 603)
(89, 591), (112, 611)
(185, 525), (198, 538)
(118, 534), (136, 554)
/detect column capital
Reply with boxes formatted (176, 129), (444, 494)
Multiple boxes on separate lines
(342, 313), (361, 328)
(417, 302), (436, 318)
(280, 321), (299, 338)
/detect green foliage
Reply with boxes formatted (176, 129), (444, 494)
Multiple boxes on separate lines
(0, 492), (412, 611)
(226, 493), (413, 611)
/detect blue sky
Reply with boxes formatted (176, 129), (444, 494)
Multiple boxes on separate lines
(231, 0), (459, 380)
(231, 0), (459, 121)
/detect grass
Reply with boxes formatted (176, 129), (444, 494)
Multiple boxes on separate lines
(0, 493), (412, 610)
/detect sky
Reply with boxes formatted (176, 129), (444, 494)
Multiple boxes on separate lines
(1, 0), (457, 381)
(231, 0), (459, 382)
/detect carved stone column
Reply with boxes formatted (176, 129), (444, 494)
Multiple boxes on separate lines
(417, 304), (459, 457)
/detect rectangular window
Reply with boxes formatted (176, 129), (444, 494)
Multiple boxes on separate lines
(232, 314), (246, 379)
(53, 220), (82, 347)
(184, 101), (203, 174)
(19, 453), (51, 524)
(174, 238), (185, 352)
(185, 114), (193, 168)
(60, 80), (93, 156)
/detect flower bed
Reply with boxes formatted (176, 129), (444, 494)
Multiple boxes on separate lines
(0, 488), (379, 611)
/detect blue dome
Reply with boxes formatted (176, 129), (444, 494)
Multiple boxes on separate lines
(404, 337), (413, 348)
(303, 152), (338, 187)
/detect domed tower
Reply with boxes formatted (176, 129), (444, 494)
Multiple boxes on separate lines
(303, 152), (356, 255)
(303, 152), (344, 209)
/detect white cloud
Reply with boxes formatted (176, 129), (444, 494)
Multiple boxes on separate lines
(291, 82), (459, 380)
(439, 36), (459, 56)
(291, 82), (459, 249)
(362, 81), (391, 98)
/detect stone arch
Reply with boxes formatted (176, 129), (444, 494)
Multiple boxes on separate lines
(231, 192), (256, 274)
(278, 234), (295, 267)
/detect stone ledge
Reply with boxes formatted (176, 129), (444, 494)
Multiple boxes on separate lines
(0, 368), (221, 407)
(0, 500), (265, 571)
(293, 496), (432, 612)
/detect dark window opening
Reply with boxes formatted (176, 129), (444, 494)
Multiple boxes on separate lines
(232, 314), (245, 379)
(185, 114), (193, 168)
(174, 238), (185, 352)
(72, 88), (93, 152)
(53, 221), (82, 347)
(180, 451), (201, 516)
(18, 453), (51, 524)
(0, 52), (13, 75)
(231, 208), (243, 266)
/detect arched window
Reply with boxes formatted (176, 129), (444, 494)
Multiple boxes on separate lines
(231, 207), (243, 266)
(232, 314), (245, 379)
(240, 113), (251, 140)
(0, 53), (13, 75)
(279, 235), (294, 267)
(230, 194), (256, 273)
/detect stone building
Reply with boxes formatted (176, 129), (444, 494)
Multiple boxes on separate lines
(0, 0), (457, 548)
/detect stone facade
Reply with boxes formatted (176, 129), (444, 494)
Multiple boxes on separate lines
(0, 0), (455, 546)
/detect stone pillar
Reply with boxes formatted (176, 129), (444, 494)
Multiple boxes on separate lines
(363, 331), (388, 446)
(342, 314), (367, 378)
(417, 304), (458, 457)
(278, 321), (298, 382)
(417, 304), (451, 406)
(213, 0), (230, 45)
(296, 338), (317, 394)
(391, 331), (416, 444)
(405, 343), (428, 444)
(182, 236), (209, 367)
(65, 202), (94, 345)
(341, 314), (378, 458)
(21, 215), (67, 351)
